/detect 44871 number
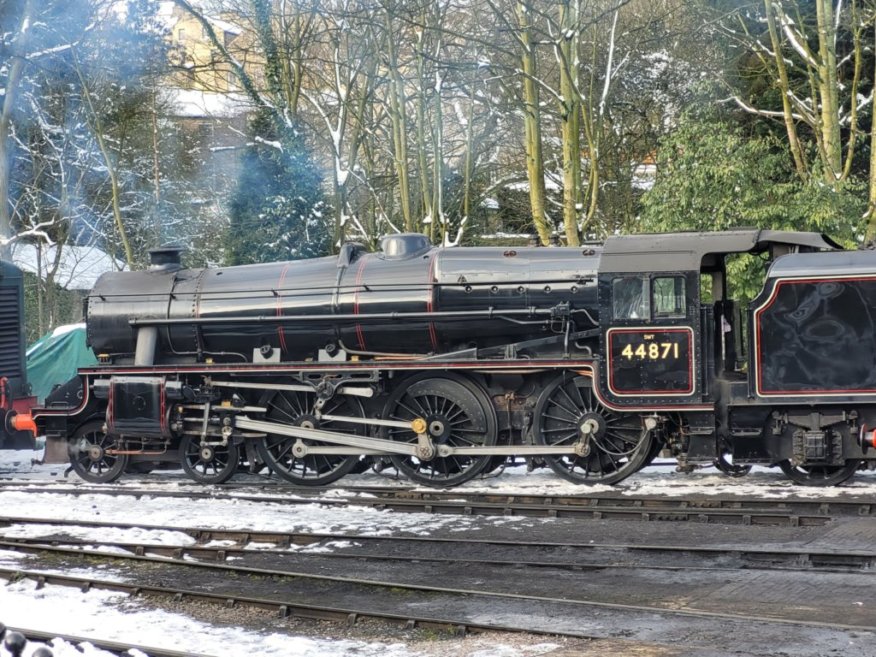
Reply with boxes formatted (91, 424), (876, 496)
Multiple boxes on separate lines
(620, 342), (680, 360)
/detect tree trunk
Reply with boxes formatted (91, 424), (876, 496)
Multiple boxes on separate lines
(415, 26), (433, 239)
(151, 90), (162, 246)
(384, 10), (413, 232)
(75, 55), (134, 267)
(815, 0), (842, 181)
(252, 0), (285, 112)
(865, 15), (876, 241)
(431, 72), (445, 244)
(516, 0), (551, 245)
(36, 245), (45, 336)
(764, 0), (808, 178)
(0, 0), (34, 259)
(558, 0), (581, 246)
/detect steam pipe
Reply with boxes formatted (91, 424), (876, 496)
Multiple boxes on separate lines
(134, 327), (158, 366)
(128, 306), (584, 327)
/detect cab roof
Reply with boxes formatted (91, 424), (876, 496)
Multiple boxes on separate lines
(599, 229), (842, 274)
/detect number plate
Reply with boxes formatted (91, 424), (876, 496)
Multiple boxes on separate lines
(607, 327), (694, 396)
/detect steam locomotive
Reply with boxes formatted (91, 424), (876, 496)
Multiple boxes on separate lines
(9, 229), (876, 488)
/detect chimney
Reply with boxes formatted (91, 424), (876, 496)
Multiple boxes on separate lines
(148, 245), (184, 271)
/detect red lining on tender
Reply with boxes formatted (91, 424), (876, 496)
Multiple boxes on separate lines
(276, 264), (291, 354)
(353, 258), (368, 350)
(426, 257), (439, 351)
(755, 276), (876, 396)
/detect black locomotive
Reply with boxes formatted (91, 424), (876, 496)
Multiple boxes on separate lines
(0, 259), (35, 449)
(13, 229), (876, 487)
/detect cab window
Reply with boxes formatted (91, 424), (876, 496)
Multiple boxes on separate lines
(612, 277), (649, 319)
(652, 276), (686, 317)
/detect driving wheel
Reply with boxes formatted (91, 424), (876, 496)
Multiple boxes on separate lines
(383, 373), (497, 487)
(533, 374), (653, 485)
(256, 389), (364, 486)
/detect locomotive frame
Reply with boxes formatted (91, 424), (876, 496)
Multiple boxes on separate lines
(12, 228), (876, 488)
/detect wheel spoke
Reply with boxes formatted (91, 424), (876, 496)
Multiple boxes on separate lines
(543, 412), (577, 424)
(556, 385), (582, 415)
(396, 398), (424, 420)
(574, 383), (589, 412)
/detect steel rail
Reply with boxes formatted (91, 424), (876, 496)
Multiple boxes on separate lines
(4, 533), (874, 574)
(0, 513), (858, 559)
(3, 479), (870, 517)
(5, 625), (214, 657)
(0, 484), (833, 525)
(1, 542), (874, 635)
(0, 567), (525, 641)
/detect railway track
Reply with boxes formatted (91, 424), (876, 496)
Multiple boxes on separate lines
(0, 480), (866, 525)
(0, 515), (873, 573)
(1, 539), (874, 641)
(1, 504), (873, 655)
(0, 523), (876, 638)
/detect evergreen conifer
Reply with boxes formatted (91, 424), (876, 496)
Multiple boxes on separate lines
(228, 109), (330, 265)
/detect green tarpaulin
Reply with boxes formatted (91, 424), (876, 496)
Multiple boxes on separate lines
(26, 324), (97, 402)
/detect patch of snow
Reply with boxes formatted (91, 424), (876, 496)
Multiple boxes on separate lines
(26, 323), (86, 357)
(480, 232), (533, 240)
(160, 88), (251, 119)
(207, 16), (242, 36)
(506, 173), (561, 192)
(5, 448), (876, 655)
(51, 322), (86, 339)
(0, 522), (194, 546)
(0, 578), (421, 657)
(0, 489), (483, 537)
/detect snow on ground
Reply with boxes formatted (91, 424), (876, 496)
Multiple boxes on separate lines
(0, 578), (424, 657)
(0, 487), (518, 537)
(1, 447), (875, 656)
(0, 522), (195, 545)
(6, 447), (876, 500)
(452, 461), (876, 499)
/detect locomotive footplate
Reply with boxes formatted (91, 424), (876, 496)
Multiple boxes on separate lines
(234, 415), (599, 459)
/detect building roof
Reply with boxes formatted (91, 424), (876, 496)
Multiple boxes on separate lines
(11, 243), (125, 291)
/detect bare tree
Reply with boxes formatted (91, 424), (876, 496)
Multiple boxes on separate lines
(0, 0), (35, 258)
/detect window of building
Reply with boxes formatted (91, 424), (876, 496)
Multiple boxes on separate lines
(177, 28), (186, 43)
(197, 122), (213, 141)
(612, 277), (649, 320)
(652, 276), (686, 317)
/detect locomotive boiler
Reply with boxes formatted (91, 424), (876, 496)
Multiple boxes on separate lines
(17, 228), (876, 489)
(86, 233), (600, 363)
